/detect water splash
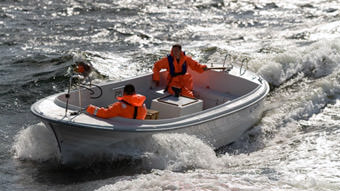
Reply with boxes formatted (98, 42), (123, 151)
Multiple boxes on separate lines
(140, 133), (223, 171)
(11, 123), (60, 162)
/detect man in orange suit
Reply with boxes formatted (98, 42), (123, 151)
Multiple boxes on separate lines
(86, 84), (147, 120)
(152, 44), (208, 98)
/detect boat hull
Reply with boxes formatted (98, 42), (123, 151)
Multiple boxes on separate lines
(42, 99), (264, 164)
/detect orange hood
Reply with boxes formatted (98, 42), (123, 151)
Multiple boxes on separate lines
(117, 94), (146, 107)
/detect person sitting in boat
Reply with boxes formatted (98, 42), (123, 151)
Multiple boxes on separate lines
(86, 84), (147, 120)
(152, 44), (208, 98)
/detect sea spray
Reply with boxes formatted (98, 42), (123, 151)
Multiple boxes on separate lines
(11, 122), (59, 162)
(140, 133), (223, 171)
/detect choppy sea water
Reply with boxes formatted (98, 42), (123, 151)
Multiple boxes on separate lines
(1, 0), (340, 190)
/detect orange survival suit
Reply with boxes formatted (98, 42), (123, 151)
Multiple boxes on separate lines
(152, 48), (207, 98)
(86, 94), (147, 120)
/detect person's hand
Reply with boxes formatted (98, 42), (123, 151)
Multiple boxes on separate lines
(203, 66), (209, 71)
(86, 104), (96, 114)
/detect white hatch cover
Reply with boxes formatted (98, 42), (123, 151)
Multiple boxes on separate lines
(150, 95), (203, 119)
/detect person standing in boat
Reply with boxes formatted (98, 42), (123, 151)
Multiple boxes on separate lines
(86, 84), (147, 120)
(152, 44), (208, 98)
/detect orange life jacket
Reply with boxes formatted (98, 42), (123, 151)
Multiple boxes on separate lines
(152, 48), (207, 97)
(86, 94), (147, 120)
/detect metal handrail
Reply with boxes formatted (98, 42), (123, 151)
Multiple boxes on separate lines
(239, 58), (248, 76)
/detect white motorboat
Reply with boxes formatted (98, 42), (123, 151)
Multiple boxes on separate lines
(31, 65), (269, 164)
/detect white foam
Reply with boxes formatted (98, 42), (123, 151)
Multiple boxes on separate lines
(94, 169), (263, 191)
(275, 100), (340, 189)
(279, 133), (340, 190)
(139, 133), (223, 171)
(11, 123), (60, 162)
(253, 39), (340, 86)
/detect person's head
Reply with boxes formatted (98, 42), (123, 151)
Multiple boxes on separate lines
(172, 44), (182, 59)
(123, 84), (136, 95)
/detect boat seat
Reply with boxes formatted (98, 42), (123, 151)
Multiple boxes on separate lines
(194, 87), (236, 109)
